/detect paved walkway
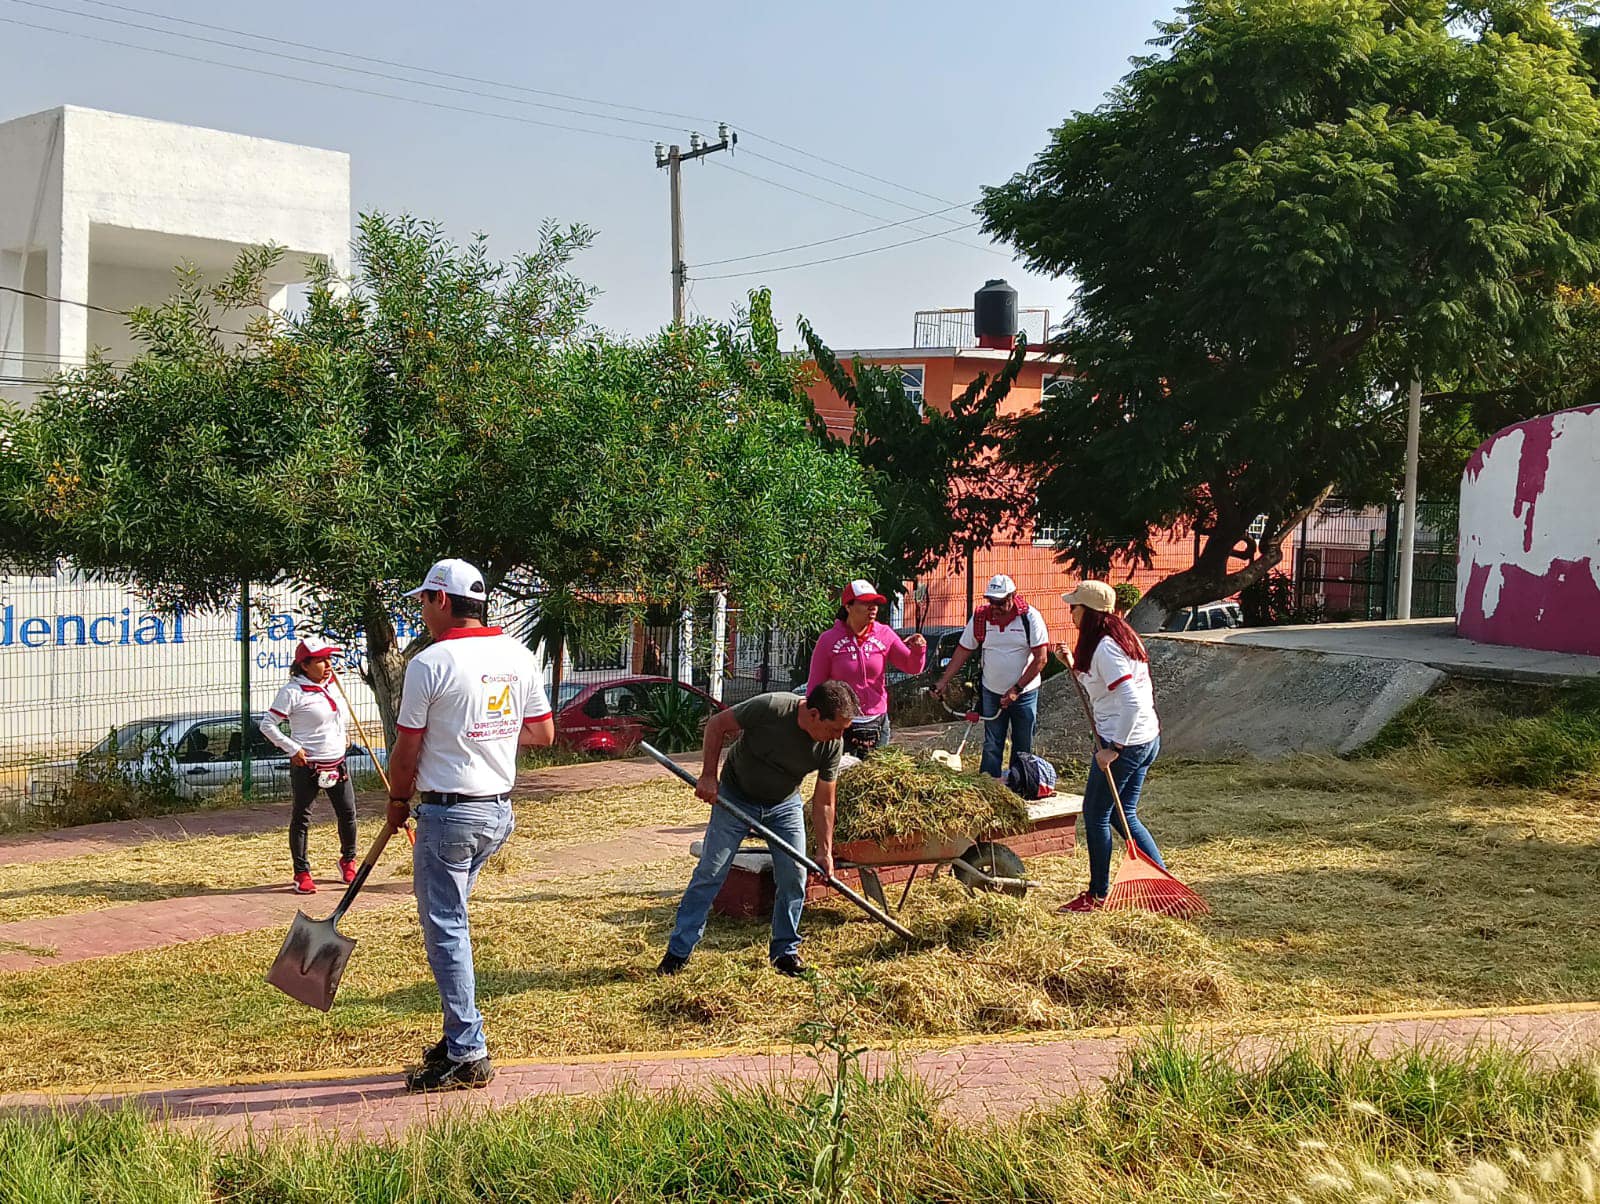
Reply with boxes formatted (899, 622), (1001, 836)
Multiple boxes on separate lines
(0, 757), (675, 867)
(1163, 618), (1600, 683)
(6, 1003), (1598, 1139)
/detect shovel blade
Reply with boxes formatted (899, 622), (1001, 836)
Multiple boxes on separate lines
(265, 910), (356, 1012)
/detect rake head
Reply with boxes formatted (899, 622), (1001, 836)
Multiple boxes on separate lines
(1105, 855), (1210, 919)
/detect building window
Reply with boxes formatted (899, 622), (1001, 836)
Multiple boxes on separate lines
(1247, 514), (1268, 540)
(1041, 372), (1072, 406)
(895, 365), (925, 413)
(1033, 492), (1076, 547)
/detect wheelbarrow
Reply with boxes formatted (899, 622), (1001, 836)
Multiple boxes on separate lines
(834, 830), (1036, 914)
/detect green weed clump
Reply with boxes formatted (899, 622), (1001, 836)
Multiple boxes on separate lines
(834, 748), (1030, 843)
(1367, 679), (1600, 788)
(3, 1039), (1600, 1203)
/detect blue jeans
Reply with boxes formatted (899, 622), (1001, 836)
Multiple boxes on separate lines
(667, 783), (807, 962)
(1081, 736), (1164, 898)
(980, 686), (1039, 778)
(413, 796), (514, 1062)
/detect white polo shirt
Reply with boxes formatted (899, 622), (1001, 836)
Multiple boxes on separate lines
(1079, 635), (1160, 747)
(260, 676), (348, 764)
(396, 627), (552, 797)
(959, 605), (1051, 697)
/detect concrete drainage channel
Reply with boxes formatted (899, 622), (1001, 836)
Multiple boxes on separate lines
(1030, 617), (1600, 760)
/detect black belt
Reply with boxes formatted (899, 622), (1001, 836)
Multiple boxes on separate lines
(419, 791), (509, 807)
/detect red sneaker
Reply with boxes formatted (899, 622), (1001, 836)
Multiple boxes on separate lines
(1058, 890), (1105, 914)
(293, 871), (317, 894)
(339, 858), (357, 885)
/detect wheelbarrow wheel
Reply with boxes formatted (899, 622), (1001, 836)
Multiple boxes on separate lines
(953, 841), (1027, 897)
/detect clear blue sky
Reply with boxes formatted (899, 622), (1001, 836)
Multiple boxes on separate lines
(1, 0), (1177, 347)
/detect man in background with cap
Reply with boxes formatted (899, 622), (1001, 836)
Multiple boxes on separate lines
(932, 573), (1050, 780)
(385, 557), (555, 1092)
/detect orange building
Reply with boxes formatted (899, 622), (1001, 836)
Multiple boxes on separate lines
(800, 289), (1208, 639)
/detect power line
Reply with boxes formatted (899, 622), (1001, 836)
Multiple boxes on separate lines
(0, 13), (655, 145)
(8, 0), (974, 232)
(740, 147), (970, 223)
(737, 129), (959, 209)
(690, 222), (983, 281)
(694, 200), (977, 267)
(0, 281), (133, 317)
(711, 161), (1000, 257)
(7, 0), (688, 135)
(64, 0), (722, 127)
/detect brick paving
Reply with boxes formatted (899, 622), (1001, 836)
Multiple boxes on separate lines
(0, 756), (676, 867)
(5, 1004), (1597, 1141)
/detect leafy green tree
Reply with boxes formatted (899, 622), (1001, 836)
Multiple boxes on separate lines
(511, 293), (876, 696)
(980, 0), (1600, 628)
(796, 320), (1026, 616)
(0, 217), (874, 738)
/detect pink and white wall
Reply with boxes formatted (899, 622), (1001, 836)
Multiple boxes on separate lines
(1457, 404), (1600, 656)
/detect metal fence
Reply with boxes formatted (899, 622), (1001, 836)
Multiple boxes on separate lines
(0, 569), (391, 825)
(1293, 500), (1459, 621)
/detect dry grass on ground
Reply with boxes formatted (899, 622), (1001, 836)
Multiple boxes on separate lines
(0, 780), (705, 925)
(0, 681), (1597, 1093)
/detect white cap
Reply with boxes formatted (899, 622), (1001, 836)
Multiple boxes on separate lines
(404, 558), (487, 599)
(983, 573), (1017, 601)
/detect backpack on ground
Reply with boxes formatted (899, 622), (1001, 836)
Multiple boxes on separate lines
(1005, 753), (1058, 800)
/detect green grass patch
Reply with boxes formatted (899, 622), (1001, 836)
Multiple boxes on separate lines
(1364, 678), (1600, 789)
(3, 1038), (1600, 1202)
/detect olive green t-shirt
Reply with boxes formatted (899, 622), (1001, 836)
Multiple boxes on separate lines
(721, 692), (843, 806)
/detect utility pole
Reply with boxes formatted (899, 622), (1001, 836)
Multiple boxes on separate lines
(655, 123), (735, 323)
(1397, 376), (1422, 620)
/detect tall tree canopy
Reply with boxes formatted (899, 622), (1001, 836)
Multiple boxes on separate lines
(980, 0), (1600, 627)
(797, 319), (1026, 610)
(0, 216), (873, 736)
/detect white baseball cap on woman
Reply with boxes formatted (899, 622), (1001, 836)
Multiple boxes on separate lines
(1061, 581), (1117, 612)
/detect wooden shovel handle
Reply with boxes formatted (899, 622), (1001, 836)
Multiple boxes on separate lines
(329, 821), (397, 925)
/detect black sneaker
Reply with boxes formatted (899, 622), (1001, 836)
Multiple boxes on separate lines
(404, 1055), (495, 1093)
(419, 1039), (449, 1068)
(770, 954), (809, 978)
(657, 951), (689, 976)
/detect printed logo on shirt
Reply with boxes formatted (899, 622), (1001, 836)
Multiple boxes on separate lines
(830, 635), (886, 657)
(468, 672), (521, 741)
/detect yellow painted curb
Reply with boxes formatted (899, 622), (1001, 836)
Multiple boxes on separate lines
(22, 998), (1600, 1101)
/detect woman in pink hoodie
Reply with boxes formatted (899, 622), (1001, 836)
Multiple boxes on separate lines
(807, 580), (926, 756)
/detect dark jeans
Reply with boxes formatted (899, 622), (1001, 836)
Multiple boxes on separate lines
(979, 686), (1038, 778)
(1081, 736), (1164, 898)
(288, 763), (357, 874)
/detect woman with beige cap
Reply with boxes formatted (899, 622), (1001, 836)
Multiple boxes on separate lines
(1058, 580), (1167, 913)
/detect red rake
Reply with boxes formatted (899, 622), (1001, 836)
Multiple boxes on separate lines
(1068, 672), (1209, 919)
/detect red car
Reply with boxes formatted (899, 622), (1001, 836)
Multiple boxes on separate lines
(554, 676), (726, 757)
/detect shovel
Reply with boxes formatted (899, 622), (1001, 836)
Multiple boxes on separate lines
(265, 821), (398, 1011)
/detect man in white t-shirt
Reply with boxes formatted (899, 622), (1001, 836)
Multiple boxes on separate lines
(932, 573), (1050, 779)
(384, 557), (554, 1093)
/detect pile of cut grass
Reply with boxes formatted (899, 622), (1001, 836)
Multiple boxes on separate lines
(4, 1039), (1600, 1202)
(834, 748), (1030, 843)
(650, 879), (1235, 1037)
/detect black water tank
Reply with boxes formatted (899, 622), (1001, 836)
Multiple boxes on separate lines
(973, 278), (1018, 348)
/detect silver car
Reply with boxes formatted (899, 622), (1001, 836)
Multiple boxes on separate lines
(26, 710), (386, 806)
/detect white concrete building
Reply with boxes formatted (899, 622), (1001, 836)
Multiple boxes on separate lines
(0, 105), (350, 407)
